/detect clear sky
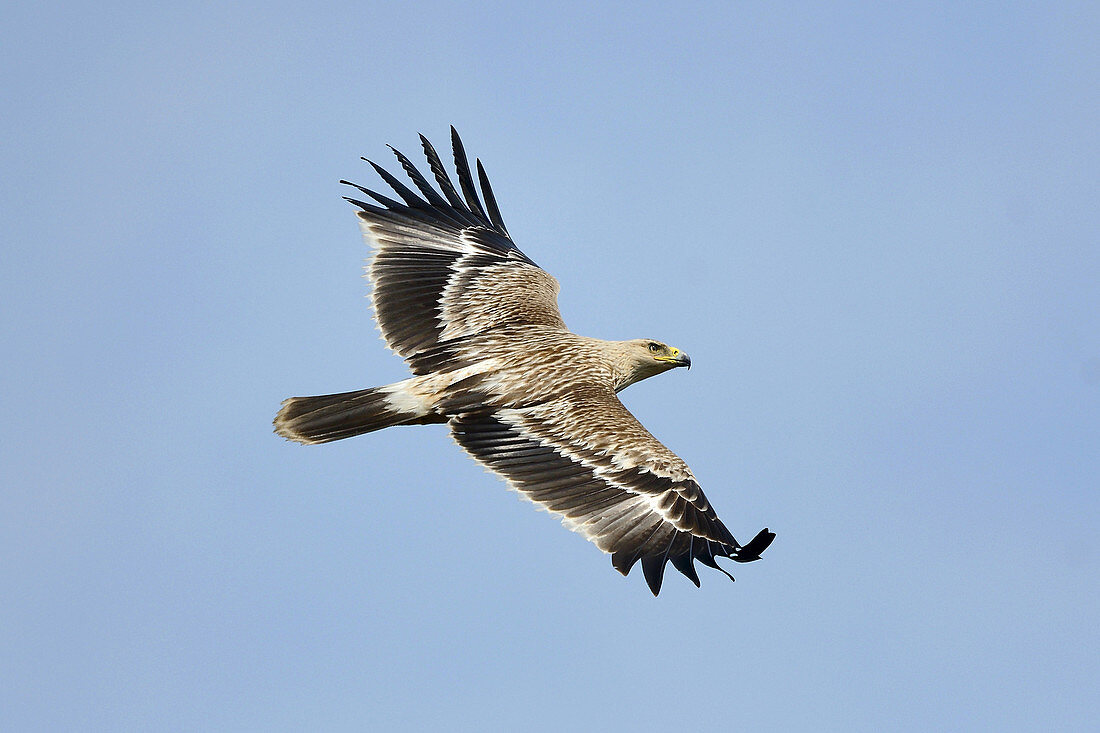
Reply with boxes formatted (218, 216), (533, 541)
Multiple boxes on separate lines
(2, 1), (1097, 730)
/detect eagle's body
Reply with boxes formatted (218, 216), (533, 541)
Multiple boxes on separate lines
(275, 129), (773, 594)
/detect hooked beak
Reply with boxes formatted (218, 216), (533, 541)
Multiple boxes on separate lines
(658, 348), (691, 369)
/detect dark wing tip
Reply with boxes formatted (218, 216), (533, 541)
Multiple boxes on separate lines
(670, 551), (701, 587)
(387, 143), (451, 209)
(345, 128), (509, 235)
(419, 132), (467, 211)
(360, 157), (429, 209)
(340, 178), (403, 210)
(450, 126), (487, 219)
(476, 157), (508, 234)
(612, 549), (640, 577)
(733, 528), (776, 563)
(640, 555), (669, 596)
(688, 539), (737, 583)
(613, 526), (774, 593)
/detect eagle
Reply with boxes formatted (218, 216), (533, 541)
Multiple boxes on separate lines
(275, 128), (774, 595)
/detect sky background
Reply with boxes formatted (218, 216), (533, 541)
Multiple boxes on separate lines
(2, 1), (1097, 730)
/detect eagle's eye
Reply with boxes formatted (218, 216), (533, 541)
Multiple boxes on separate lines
(648, 343), (661, 353)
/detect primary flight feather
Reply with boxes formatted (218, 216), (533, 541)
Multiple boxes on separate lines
(274, 128), (774, 595)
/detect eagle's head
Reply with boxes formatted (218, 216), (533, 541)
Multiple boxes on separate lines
(612, 339), (691, 391)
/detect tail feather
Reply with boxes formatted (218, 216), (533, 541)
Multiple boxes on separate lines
(274, 383), (442, 444)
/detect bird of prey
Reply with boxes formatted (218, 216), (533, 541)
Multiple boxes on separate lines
(274, 128), (774, 595)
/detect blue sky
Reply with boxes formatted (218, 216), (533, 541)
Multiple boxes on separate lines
(2, 1), (1097, 730)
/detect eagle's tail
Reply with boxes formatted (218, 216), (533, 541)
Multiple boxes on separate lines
(274, 381), (443, 445)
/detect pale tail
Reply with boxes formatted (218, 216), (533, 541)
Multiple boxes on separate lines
(274, 382), (443, 444)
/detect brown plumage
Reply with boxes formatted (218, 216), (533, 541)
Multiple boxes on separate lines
(274, 128), (774, 594)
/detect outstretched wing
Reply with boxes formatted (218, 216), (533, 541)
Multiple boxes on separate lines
(449, 393), (774, 595)
(343, 127), (567, 360)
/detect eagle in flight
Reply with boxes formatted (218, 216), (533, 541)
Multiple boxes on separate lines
(275, 128), (774, 595)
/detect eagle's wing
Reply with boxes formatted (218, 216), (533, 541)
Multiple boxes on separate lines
(449, 392), (775, 595)
(342, 128), (566, 360)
